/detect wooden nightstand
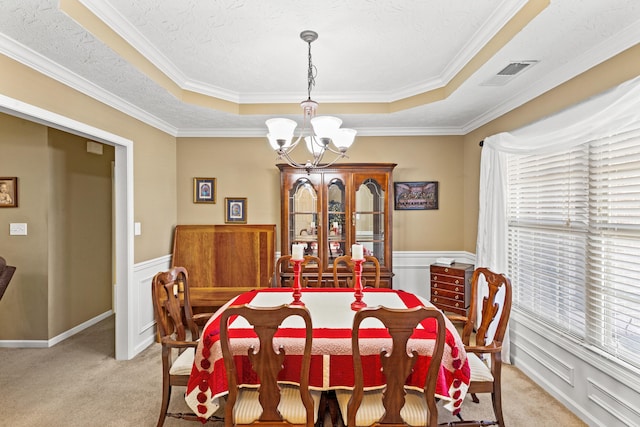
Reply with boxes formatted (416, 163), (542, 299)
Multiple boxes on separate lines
(430, 262), (474, 316)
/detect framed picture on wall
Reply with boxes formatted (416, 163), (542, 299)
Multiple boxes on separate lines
(193, 177), (216, 203)
(225, 197), (247, 223)
(394, 181), (438, 210)
(0, 177), (18, 208)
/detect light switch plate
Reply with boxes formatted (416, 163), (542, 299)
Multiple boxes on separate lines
(134, 222), (141, 236)
(10, 223), (27, 235)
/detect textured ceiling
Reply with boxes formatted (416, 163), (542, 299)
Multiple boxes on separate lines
(0, 0), (638, 137)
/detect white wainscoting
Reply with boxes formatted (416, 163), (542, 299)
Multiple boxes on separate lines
(391, 251), (475, 299)
(511, 311), (640, 427)
(132, 255), (171, 356)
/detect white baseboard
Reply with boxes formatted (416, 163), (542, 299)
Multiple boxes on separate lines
(0, 310), (113, 348)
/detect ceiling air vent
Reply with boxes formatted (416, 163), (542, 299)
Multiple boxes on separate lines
(481, 60), (539, 86)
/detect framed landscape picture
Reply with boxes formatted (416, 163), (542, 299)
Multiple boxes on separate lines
(0, 177), (18, 208)
(225, 197), (247, 223)
(193, 177), (216, 203)
(394, 181), (438, 210)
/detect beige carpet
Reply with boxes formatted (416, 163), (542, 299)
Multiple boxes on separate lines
(0, 316), (586, 426)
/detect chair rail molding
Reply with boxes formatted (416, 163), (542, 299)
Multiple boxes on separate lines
(392, 251), (475, 299)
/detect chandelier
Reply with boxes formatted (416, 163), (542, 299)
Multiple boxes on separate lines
(266, 30), (356, 172)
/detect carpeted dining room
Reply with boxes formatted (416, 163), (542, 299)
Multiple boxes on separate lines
(0, 315), (586, 426)
(1, 2), (638, 426)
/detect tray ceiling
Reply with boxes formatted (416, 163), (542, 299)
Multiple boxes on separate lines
(0, 0), (638, 137)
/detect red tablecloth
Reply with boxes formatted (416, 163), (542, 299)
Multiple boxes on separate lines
(185, 288), (470, 421)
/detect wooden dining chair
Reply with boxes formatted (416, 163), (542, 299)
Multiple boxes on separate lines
(446, 267), (512, 427)
(332, 254), (381, 288)
(335, 306), (446, 427)
(151, 266), (213, 427)
(220, 304), (322, 426)
(272, 254), (324, 288)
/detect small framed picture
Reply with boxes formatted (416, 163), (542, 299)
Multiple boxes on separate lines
(394, 181), (439, 210)
(0, 177), (18, 208)
(225, 197), (247, 224)
(193, 177), (216, 203)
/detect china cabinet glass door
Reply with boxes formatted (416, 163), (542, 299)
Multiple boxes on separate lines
(326, 178), (346, 263)
(355, 178), (386, 264)
(289, 178), (319, 262)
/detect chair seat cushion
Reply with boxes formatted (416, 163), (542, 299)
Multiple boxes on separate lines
(467, 353), (494, 382)
(169, 347), (195, 376)
(233, 384), (322, 424)
(335, 388), (431, 426)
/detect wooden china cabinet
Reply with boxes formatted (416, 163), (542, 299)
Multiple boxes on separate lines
(277, 163), (396, 288)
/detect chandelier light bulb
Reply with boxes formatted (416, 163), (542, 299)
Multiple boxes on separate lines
(310, 116), (342, 139)
(266, 118), (297, 150)
(332, 128), (357, 151)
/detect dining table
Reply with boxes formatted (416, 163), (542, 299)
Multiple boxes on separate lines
(185, 287), (471, 421)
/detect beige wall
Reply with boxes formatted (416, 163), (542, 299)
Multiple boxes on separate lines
(176, 137), (282, 228)
(0, 115), (115, 339)
(176, 135), (467, 251)
(47, 129), (114, 337)
(0, 114), (49, 339)
(0, 54), (178, 262)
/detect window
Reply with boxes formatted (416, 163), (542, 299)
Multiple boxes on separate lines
(507, 129), (640, 369)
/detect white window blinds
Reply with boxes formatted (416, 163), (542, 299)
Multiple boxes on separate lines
(507, 129), (640, 368)
(587, 129), (640, 367)
(507, 145), (589, 339)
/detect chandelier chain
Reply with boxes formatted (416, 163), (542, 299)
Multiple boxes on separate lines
(307, 40), (316, 101)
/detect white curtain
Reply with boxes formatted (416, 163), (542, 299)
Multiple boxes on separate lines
(476, 75), (640, 363)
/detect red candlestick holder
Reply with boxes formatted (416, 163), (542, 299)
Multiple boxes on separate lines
(350, 258), (366, 311)
(290, 258), (305, 306)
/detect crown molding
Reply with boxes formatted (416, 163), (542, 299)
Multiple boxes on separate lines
(2, 8), (636, 139)
(0, 33), (179, 136)
(78, 0), (530, 104)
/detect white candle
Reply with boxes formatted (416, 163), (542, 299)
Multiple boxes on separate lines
(333, 221), (338, 229)
(292, 244), (304, 260)
(352, 244), (364, 260)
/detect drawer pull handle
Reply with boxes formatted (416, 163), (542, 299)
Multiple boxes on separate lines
(444, 268), (449, 273)
(433, 298), (438, 303)
(455, 287), (459, 292)
(433, 283), (438, 288)
(434, 275), (438, 280)
(455, 279), (460, 284)
(455, 295), (459, 300)
(455, 302), (460, 307)
(434, 290), (438, 295)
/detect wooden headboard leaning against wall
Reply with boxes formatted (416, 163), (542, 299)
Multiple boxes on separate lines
(171, 224), (276, 309)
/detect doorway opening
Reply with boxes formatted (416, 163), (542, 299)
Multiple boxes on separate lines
(0, 93), (134, 360)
